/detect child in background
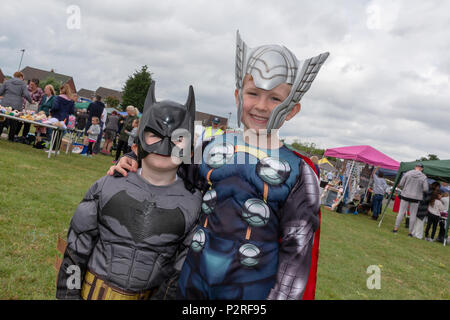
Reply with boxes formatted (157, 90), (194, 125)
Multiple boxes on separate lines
(425, 191), (445, 242)
(125, 119), (139, 153)
(436, 192), (448, 243)
(83, 116), (101, 158)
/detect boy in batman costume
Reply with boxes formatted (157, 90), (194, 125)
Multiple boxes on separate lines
(112, 31), (329, 300)
(56, 83), (202, 300)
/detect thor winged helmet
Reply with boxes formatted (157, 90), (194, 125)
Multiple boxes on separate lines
(235, 30), (330, 132)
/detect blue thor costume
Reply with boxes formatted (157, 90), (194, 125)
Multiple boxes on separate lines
(177, 133), (322, 300)
(56, 83), (202, 300)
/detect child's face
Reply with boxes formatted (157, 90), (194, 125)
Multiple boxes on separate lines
(92, 118), (99, 125)
(138, 131), (187, 171)
(235, 75), (300, 132)
(133, 120), (138, 127)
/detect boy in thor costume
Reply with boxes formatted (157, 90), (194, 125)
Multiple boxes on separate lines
(110, 31), (329, 300)
(56, 83), (202, 300)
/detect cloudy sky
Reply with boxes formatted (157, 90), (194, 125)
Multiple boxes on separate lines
(1, 0), (449, 162)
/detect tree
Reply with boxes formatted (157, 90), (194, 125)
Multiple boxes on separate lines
(121, 65), (153, 112)
(105, 96), (120, 109)
(39, 77), (61, 95)
(290, 140), (325, 157)
(416, 154), (440, 161)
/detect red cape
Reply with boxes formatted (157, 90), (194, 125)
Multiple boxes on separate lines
(291, 150), (322, 300)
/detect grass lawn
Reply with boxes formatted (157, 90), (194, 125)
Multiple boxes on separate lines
(0, 138), (449, 300)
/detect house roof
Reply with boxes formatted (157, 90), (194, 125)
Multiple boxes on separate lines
(20, 66), (72, 86)
(95, 86), (123, 102)
(77, 88), (95, 99)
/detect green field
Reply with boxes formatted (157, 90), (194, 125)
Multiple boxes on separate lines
(0, 138), (449, 300)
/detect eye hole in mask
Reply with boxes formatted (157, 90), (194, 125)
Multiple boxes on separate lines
(143, 128), (163, 146)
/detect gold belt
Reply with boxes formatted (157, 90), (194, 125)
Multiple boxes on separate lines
(81, 270), (156, 300)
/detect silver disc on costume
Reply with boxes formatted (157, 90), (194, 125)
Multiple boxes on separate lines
(238, 243), (261, 267)
(242, 198), (270, 227)
(256, 157), (291, 185)
(205, 142), (235, 168)
(201, 189), (217, 214)
(190, 229), (206, 252)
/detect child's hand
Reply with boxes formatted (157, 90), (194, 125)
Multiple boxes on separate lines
(107, 156), (138, 177)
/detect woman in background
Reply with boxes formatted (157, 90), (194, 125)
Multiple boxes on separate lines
(0, 72), (32, 141)
(48, 84), (75, 153)
(19, 78), (44, 139)
(39, 84), (56, 116)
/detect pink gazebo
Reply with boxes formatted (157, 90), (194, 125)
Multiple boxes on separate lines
(324, 145), (400, 170)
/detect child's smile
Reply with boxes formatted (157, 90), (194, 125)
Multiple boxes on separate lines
(237, 75), (299, 132)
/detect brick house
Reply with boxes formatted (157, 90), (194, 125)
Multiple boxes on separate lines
(20, 66), (76, 93)
(195, 111), (228, 128)
(0, 68), (5, 84)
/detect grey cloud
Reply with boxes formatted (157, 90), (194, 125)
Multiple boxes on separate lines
(1, 0), (450, 162)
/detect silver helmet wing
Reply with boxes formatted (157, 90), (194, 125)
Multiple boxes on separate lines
(235, 30), (329, 132)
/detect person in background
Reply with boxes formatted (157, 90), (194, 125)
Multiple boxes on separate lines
(82, 116), (101, 158)
(195, 116), (224, 149)
(425, 191), (445, 242)
(83, 95), (105, 147)
(393, 163), (428, 236)
(413, 182), (441, 239)
(436, 192), (449, 242)
(101, 110), (120, 155)
(0, 72), (32, 142)
(125, 118), (139, 153)
(75, 109), (88, 139)
(0, 115), (8, 137)
(49, 84), (75, 153)
(327, 171), (333, 183)
(86, 95), (105, 130)
(93, 107), (108, 154)
(342, 160), (352, 203)
(436, 191), (448, 243)
(371, 167), (388, 221)
(17, 78), (44, 140)
(39, 84), (56, 116)
(310, 156), (320, 177)
(114, 105), (137, 164)
(36, 84), (56, 142)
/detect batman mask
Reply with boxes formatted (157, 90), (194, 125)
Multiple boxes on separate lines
(137, 82), (196, 163)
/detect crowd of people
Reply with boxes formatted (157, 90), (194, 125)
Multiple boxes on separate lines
(320, 160), (448, 244)
(0, 72), (142, 160)
(393, 164), (449, 243)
